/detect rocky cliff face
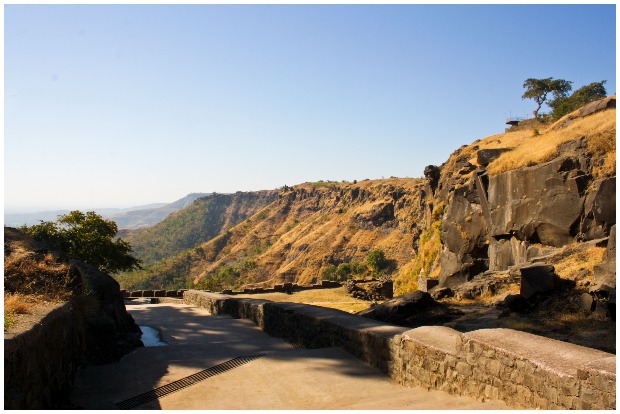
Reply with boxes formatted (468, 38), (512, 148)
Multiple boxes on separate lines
(426, 101), (615, 299)
(121, 99), (615, 304)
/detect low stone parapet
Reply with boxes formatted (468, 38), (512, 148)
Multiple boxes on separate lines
(183, 290), (615, 410)
(123, 290), (185, 298)
(5, 303), (81, 409)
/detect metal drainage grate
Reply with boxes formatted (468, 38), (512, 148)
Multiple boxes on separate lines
(115, 354), (265, 409)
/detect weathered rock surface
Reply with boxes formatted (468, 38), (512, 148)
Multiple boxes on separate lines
(582, 177), (616, 239)
(417, 275), (439, 292)
(345, 279), (393, 301)
(449, 271), (519, 301)
(519, 263), (557, 300)
(437, 176), (489, 287)
(358, 290), (462, 326)
(579, 94), (616, 117)
(424, 165), (441, 191)
(488, 156), (587, 246)
(476, 148), (510, 166)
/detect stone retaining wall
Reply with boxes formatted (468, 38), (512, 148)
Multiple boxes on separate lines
(122, 289), (187, 298)
(184, 290), (615, 410)
(122, 281), (343, 298)
(4, 302), (82, 409)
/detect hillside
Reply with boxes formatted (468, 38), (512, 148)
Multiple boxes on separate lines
(119, 190), (278, 267)
(117, 98), (615, 304)
(117, 179), (433, 290)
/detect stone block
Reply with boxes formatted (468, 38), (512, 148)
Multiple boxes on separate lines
(417, 276), (439, 292)
(401, 326), (462, 356)
(533, 394), (548, 409)
(519, 264), (556, 299)
(130, 291), (142, 297)
(510, 369), (525, 384)
(154, 290), (166, 297)
(578, 292), (595, 312)
(498, 354), (514, 367)
(143, 290), (154, 297)
(487, 359), (503, 376)
(580, 387), (599, 404)
(456, 362), (472, 377)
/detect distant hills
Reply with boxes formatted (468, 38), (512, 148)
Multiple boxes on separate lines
(107, 193), (211, 229)
(4, 193), (210, 229)
(118, 191), (279, 266)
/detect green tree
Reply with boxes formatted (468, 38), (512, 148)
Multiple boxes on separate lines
(549, 81), (607, 119)
(23, 210), (142, 274)
(522, 77), (573, 117)
(321, 265), (338, 281)
(366, 249), (388, 273)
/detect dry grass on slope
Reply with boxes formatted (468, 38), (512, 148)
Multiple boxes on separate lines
(471, 108), (615, 177)
(191, 178), (427, 288)
(4, 229), (74, 331)
(235, 287), (372, 313)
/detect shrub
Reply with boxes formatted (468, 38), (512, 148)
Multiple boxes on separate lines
(366, 249), (388, 272)
(22, 211), (141, 274)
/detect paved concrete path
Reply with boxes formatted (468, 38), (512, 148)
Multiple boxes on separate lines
(71, 302), (510, 410)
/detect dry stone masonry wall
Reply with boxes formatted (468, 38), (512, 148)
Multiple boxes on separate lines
(184, 290), (615, 410)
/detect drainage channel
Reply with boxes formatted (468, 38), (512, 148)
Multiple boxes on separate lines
(115, 354), (265, 409)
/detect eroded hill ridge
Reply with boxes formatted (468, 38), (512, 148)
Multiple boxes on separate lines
(119, 98), (616, 303)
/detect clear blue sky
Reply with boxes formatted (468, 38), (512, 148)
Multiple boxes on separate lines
(4, 4), (616, 212)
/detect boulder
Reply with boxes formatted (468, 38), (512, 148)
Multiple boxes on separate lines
(429, 286), (454, 300)
(424, 165), (441, 191)
(345, 280), (393, 301)
(519, 263), (556, 300)
(450, 271), (518, 300)
(437, 249), (473, 287)
(358, 290), (439, 324)
(502, 294), (530, 313)
(578, 292), (596, 312)
(476, 148), (510, 166)
(578, 95), (616, 118)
